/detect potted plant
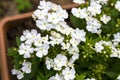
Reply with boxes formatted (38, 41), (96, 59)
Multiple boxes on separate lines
(1, 0), (120, 80)
(0, 0), (78, 80)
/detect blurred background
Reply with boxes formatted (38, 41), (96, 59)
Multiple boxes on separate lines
(0, 0), (40, 19)
(0, 0), (72, 20)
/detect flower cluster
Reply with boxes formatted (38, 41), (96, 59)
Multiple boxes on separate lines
(9, 0), (120, 80)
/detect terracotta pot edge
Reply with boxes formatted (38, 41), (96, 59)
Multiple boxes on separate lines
(0, 12), (33, 29)
(0, 12), (33, 80)
(62, 3), (79, 9)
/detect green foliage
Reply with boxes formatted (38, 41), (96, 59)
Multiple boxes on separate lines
(70, 14), (86, 29)
(14, 0), (32, 12)
(8, 47), (23, 69)
(8, 0), (120, 80)
(16, 37), (21, 47)
(75, 74), (86, 80)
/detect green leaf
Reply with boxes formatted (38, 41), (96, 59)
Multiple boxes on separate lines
(106, 71), (118, 79)
(16, 37), (21, 47)
(14, 0), (32, 12)
(8, 47), (18, 56)
(36, 70), (48, 80)
(70, 14), (86, 29)
(13, 56), (21, 69)
(110, 59), (120, 72)
(75, 74), (86, 80)
(22, 58), (40, 80)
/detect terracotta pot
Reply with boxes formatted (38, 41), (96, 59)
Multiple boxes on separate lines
(49, 0), (72, 5)
(0, 3), (79, 80)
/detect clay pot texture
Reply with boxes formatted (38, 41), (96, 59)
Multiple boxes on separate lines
(0, 3), (79, 80)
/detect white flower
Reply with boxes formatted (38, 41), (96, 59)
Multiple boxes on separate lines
(91, 0), (108, 5)
(35, 43), (49, 58)
(72, 53), (79, 61)
(112, 32), (120, 44)
(115, 1), (120, 12)
(12, 69), (19, 75)
(47, 13), (60, 24)
(54, 54), (67, 68)
(61, 42), (70, 50)
(36, 19), (54, 30)
(38, 0), (52, 10)
(71, 8), (87, 19)
(32, 9), (47, 20)
(18, 43), (34, 58)
(95, 41), (112, 53)
(21, 62), (32, 73)
(100, 14), (111, 24)
(68, 53), (79, 65)
(34, 34), (42, 47)
(49, 73), (64, 80)
(16, 71), (24, 79)
(41, 35), (49, 44)
(87, 2), (102, 16)
(55, 22), (73, 36)
(20, 30), (29, 41)
(57, 9), (68, 19)
(12, 69), (24, 79)
(33, 0), (68, 25)
(86, 17), (101, 34)
(45, 57), (54, 70)
(73, 0), (85, 4)
(62, 67), (76, 80)
(70, 38), (80, 47)
(71, 28), (86, 42)
(117, 75), (120, 80)
(20, 29), (39, 45)
(50, 31), (64, 46)
(110, 46), (120, 58)
(85, 78), (96, 80)
(95, 41), (104, 53)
